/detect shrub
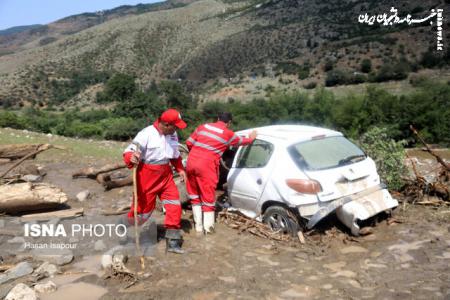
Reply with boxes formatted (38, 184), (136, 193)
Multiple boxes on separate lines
(325, 69), (349, 86)
(360, 58), (372, 73)
(303, 81), (317, 89)
(0, 111), (26, 129)
(358, 127), (407, 191)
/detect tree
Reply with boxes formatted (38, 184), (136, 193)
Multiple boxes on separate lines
(360, 59), (372, 73)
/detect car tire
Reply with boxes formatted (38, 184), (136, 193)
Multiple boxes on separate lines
(263, 205), (299, 237)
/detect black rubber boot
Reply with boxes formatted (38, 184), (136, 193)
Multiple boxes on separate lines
(165, 229), (185, 254)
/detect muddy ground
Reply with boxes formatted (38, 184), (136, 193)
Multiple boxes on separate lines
(0, 128), (449, 299)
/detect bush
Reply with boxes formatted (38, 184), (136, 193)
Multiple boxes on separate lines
(360, 59), (372, 73)
(0, 111), (26, 129)
(325, 69), (349, 86)
(100, 117), (140, 140)
(358, 127), (407, 191)
(303, 81), (317, 89)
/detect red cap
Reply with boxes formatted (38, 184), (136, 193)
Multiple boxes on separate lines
(160, 109), (187, 129)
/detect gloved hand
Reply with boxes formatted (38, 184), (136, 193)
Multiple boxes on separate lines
(249, 130), (257, 140)
(130, 150), (141, 165)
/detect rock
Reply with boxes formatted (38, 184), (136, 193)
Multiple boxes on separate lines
(112, 253), (128, 265)
(69, 237), (79, 243)
(101, 246), (125, 269)
(0, 262), (34, 285)
(340, 246), (368, 254)
(21, 175), (42, 183)
(34, 262), (60, 277)
(46, 133), (52, 138)
(7, 237), (25, 244)
(76, 190), (90, 202)
(218, 276), (236, 284)
(5, 283), (37, 300)
(0, 219), (5, 228)
(94, 240), (106, 252)
(32, 249), (74, 266)
(34, 281), (57, 294)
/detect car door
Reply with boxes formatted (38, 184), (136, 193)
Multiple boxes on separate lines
(227, 139), (275, 214)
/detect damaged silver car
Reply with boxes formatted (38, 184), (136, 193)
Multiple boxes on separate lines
(221, 125), (398, 236)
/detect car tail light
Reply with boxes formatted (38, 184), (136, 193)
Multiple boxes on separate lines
(286, 179), (322, 194)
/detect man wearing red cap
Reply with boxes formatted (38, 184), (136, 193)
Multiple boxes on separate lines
(123, 108), (187, 254)
(186, 112), (257, 234)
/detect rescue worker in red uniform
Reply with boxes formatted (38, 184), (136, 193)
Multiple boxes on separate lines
(186, 112), (257, 233)
(123, 109), (188, 254)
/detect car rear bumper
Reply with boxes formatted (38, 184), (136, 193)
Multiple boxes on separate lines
(336, 188), (398, 235)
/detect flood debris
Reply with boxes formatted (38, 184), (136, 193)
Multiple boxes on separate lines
(402, 126), (449, 204)
(72, 163), (127, 179)
(102, 253), (139, 289)
(0, 182), (69, 214)
(218, 210), (292, 242)
(19, 208), (83, 222)
(0, 144), (64, 180)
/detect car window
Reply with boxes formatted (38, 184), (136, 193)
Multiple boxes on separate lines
(288, 136), (365, 171)
(235, 139), (274, 168)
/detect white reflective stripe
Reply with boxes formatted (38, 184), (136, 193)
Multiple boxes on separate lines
(188, 194), (199, 199)
(141, 158), (170, 165)
(162, 200), (181, 206)
(237, 136), (243, 146)
(190, 140), (223, 155)
(198, 130), (228, 145)
(202, 202), (215, 207)
(187, 137), (195, 143)
(138, 212), (152, 219)
(205, 124), (224, 134)
(191, 203), (202, 206)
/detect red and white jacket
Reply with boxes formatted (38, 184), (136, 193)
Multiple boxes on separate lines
(186, 121), (255, 162)
(123, 120), (183, 172)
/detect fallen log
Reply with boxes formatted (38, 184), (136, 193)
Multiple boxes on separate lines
(72, 163), (127, 179)
(0, 144), (45, 160)
(101, 205), (130, 216)
(0, 144), (63, 179)
(20, 207), (83, 221)
(0, 183), (68, 214)
(103, 175), (133, 191)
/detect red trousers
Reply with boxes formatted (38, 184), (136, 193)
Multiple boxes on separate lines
(127, 163), (181, 229)
(186, 155), (219, 212)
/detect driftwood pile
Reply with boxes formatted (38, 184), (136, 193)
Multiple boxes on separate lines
(401, 126), (449, 205)
(0, 144), (71, 215)
(72, 144), (189, 191)
(72, 163), (132, 191)
(217, 210), (291, 242)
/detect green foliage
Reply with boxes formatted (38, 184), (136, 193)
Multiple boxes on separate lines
(360, 59), (372, 73)
(325, 69), (348, 86)
(0, 111), (26, 129)
(374, 60), (410, 82)
(100, 73), (136, 102)
(50, 69), (110, 104)
(358, 127), (407, 191)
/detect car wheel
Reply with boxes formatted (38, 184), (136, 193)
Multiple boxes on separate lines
(263, 206), (299, 236)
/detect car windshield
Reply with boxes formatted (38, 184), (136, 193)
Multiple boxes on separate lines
(288, 136), (366, 171)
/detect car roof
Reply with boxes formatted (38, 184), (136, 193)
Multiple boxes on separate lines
(236, 125), (342, 145)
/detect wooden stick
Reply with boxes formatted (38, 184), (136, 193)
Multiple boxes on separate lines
(20, 208), (83, 221)
(133, 166), (145, 270)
